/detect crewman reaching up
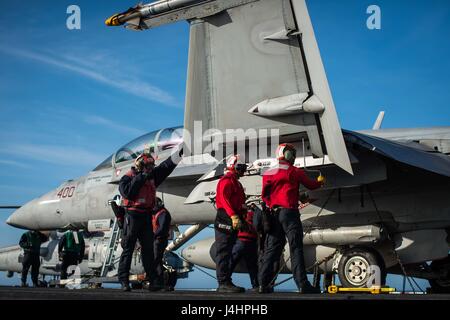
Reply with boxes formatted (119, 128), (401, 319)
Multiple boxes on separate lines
(259, 143), (325, 294)
(118, 146), (182, 292)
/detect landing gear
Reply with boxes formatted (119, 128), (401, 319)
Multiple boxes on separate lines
(429, 255), (450, 293)
(337, 248), (386, 288)
(164, 269), (177, 290)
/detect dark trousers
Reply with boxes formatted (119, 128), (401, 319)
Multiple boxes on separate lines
(61, 252), (80, 280)
(154, 238), (168, 283)
(21, 252), (40, 284)
(215, 228), (238, 284)
(259, 208), (308, 289)
(230, 239), (259, 288)
(118, 212), (154, 283)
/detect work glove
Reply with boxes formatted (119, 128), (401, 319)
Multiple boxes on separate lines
(230, 215), (242, 231)
(170, 142), (184, 164)
(317, 174), (326, 185)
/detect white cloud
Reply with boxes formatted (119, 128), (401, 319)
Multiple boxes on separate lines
(83, 114), (145, 136)
(2, 144), (104, 167)
(0, 160), (30, 169)
(0, 47), (179, 107)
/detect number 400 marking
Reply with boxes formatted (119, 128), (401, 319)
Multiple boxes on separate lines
(57, 186), (75, 198)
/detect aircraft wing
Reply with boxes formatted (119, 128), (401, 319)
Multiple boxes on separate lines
(0, 245), (20, 254)
(183, 0), (352, 174)
(107, 0), (353, 174)
(343, 130), (450, 178)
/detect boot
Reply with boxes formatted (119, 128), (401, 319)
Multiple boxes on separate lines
(145, 280), (164, 292)
(217, 281), (245, 293)
(121, 281), (131, 292)
(299, 281), (321, 294)
(20, 281), (27, 288)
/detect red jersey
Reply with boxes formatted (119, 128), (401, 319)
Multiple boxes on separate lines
(216, 172), (246, 217)
(262, 161), (321, 209)
(238, 210), (257, 242)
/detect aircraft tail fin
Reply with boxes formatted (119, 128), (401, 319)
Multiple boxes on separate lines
(372, 111), (385, 130)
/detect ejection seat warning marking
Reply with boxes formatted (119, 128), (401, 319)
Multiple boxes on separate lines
(87, 175), (112, 181)
(87, 175), (113, 184)
(180, 304), (268, 319)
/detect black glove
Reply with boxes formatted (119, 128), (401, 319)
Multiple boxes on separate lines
(178, 147), (184, 157)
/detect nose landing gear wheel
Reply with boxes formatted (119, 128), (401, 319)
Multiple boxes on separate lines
(338, 248), (386, 288)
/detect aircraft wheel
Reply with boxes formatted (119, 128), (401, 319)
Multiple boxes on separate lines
(429, 255), (450, 293)
(338, 248), (386, 288)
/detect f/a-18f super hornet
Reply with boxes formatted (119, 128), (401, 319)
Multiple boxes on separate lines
(1, 0), (450, 291)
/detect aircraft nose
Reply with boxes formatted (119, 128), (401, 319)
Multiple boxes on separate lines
(6, 205), (33, 230)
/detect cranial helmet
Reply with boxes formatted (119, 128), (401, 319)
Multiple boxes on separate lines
(226, 154), (247, 176)
(135, 153), (155, 172)
(276, 143), (297, 164)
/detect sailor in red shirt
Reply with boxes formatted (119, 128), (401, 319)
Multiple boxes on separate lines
(259, 144), (325, 294)
(229, 207), (260, 291)
(214, 155), (247, 293)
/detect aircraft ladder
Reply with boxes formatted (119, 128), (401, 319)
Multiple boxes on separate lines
(100, 218), (121, 277)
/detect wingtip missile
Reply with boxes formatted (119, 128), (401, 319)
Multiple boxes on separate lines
(105, 13), (122, 26)
(105, 0), (208, 29)
(105, 5), (143, 27)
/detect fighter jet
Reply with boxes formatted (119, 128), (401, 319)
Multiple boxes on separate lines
(2, 0), (450, 291)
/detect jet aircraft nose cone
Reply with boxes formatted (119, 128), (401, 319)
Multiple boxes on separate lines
(6, 206), (32, 230)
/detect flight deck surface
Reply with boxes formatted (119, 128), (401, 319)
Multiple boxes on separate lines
(0, 286), (449, 300)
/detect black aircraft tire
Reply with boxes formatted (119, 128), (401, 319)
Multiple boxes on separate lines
(429, 255), (450, 293)
(338, 248), (386, 288)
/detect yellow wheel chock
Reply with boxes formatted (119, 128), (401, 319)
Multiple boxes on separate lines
(328, 285), (396, 294)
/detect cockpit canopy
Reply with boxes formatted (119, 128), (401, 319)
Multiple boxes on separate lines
(92, 126), (183, 171)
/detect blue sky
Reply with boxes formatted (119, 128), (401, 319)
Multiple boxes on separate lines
(1, 0), (449, 290)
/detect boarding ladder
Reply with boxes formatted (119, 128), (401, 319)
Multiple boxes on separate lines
(100, 218), (121, 277)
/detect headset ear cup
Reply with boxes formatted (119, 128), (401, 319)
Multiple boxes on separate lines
(236, 163), (247, 174)
(284, 150), (295, 163)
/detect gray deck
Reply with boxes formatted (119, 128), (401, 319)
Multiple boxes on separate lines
(0, 286), (449, 300)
